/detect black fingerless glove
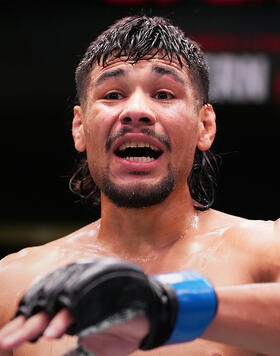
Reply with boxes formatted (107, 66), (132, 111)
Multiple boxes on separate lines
(15, 258), (178, 349)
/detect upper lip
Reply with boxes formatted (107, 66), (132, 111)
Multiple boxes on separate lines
(112, 133), (165, 154)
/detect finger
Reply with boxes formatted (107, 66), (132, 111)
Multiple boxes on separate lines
(0, 315), (26, 340)
(0, 312), (50, 350)
(43, 309), (74, 339)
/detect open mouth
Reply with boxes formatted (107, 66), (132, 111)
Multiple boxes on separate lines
(114, 142), (163, 162)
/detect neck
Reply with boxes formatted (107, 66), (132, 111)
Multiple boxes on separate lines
(97, 185), (201, 259)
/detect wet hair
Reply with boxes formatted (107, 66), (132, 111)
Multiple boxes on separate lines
(70, 15), (219, 211)
(75, 16), (209, 105)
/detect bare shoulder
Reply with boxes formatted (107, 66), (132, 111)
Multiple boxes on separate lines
(208, 210), (280, 282)
(0, 220), (101, 328)
(208, 209), (278, 236)
(0, 246), (43, 328)
(0, 246), (78, 356)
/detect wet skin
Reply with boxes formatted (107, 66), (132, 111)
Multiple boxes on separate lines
(0, 57), (280, 356)
(1, 214), (280, 356)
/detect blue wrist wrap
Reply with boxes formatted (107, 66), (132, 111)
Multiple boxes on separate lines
(153, 270), (217, 344)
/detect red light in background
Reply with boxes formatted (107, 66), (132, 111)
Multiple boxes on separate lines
(190, 34), (280, 53)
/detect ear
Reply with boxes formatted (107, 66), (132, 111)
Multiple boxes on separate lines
(197, 104), (216, 151)
(72, 105), (86, 152)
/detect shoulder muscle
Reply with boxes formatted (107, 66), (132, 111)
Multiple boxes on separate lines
(230, 218), (280, 282)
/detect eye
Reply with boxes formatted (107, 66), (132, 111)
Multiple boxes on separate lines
(154, 91), (175, 100)
(104, 92), (124, 100)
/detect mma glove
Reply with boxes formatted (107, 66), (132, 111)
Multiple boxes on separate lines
(15, 257), (217, 350)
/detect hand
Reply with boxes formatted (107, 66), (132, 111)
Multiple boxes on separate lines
(0, 309), (72, 350)
(0, 258), (176, 353)
(72, 314), (149, 356)
(0, 258), (217, 354)
(0, 309), (149, 356)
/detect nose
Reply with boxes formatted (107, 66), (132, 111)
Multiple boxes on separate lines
(119, 90), (156, 127)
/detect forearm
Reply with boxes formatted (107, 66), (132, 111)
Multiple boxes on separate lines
(3, 261), (280, 356)
(202, 283), (280, 356)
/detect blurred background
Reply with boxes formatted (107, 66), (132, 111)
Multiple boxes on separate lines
(1, 0), (280, 258)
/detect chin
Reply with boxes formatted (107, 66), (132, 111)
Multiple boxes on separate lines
(101, 171), (175, 209)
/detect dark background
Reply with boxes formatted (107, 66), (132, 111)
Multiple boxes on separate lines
(1, 0), (280, 258)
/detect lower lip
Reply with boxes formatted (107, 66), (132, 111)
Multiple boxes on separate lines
(114, 154), (163, 171)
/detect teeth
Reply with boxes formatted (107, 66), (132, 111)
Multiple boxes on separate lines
(125, 156), (155, 162)
(118, 142), (160, 151)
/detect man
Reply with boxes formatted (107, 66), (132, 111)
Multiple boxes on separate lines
(0, 15), (280, 356)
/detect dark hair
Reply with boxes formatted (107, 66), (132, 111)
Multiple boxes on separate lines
(75, 16), (209, 105)
(70, 15), (219, 211)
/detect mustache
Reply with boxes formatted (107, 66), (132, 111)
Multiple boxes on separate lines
(106, 128), (172, 152)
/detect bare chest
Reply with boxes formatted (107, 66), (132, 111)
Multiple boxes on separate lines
(136, 232), (256, 287)
(13, 335), (261, 356)
(12, 229), (259, 356)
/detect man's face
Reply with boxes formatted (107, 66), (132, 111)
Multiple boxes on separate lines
(73, 56), (215, 208)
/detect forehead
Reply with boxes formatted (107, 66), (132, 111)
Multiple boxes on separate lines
(89, 53), (191, 84)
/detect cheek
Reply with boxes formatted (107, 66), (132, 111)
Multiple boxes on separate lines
(161, 105), (198, 151)
(165, 116), (198, 172)
(89, 103), (121, 134)
(82, 125), (103, 173)
(173, 127), (197, 165)
(83, 107), (116, 155)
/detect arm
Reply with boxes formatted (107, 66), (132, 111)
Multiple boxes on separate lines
(1, 258), (280, 355)
(203, 283), (280, 356)
(202, 219), (280, 354)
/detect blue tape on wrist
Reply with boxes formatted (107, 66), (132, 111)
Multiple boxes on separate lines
(153, 270), (217, 344)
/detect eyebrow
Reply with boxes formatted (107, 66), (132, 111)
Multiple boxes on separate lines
(95, 68), (126, 87)
(152, 65), (186, 86)
(94, 65), (186, 87)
